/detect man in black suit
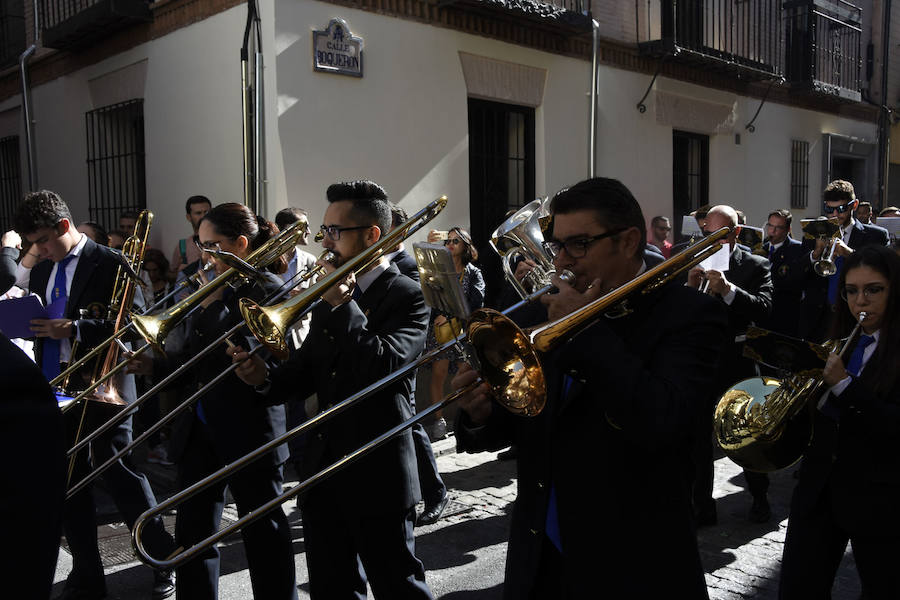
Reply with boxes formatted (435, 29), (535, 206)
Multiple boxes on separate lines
(803, 180), (890, 341)
(0, 332), (65, 600)
(452, 177), (729, 599)
(234, 181), (433, 598)
(688, 204), (774, 523)
(13, 191), (176, 600)
(760, 209), (810, 338)
(385, 204), (449, 527)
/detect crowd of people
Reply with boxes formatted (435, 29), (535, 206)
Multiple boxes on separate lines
(0, 175), (897, 600)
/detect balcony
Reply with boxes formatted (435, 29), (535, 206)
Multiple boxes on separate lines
(40, 0), (152, 50)
(636, 0), (782, 80)
(436, 0), (592, 33)
(783, 0), (861, 102)
(0, 0), (26, 68)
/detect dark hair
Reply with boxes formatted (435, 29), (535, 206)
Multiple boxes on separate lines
(142, 248), (171, 281)
(857, 201), (872, 210)
(120, 210), (140, 222)
(767, 209), (793, 228)
(448, 227), (478, 264)
(201, 203), (287, 274)
(695, 204), (711, 220)
(79, 221), (109, 246)
(735, 210), (747, 225)
(880, 206), (900, 217)
(390, 203), (408, 229)
(650, 216), (670, 227)
(549, 177), (646, 254)
(185, 195), (212, 214)
(831, 245), (900, 395)
(274, 207), (308, 231)
(13, 190), (73, 234)
(823, 180), (856, 204)
(326, 180), (391, 235)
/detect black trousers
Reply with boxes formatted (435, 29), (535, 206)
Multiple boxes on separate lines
(302, 491), (432, 599)
(175, 419), (297, 600)
(411, 422), (445, 506)
(780, 482), (900, 600)
(64, 405), (175, 590)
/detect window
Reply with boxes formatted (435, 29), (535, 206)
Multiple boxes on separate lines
(791, 139), (809, 209)
(85, 99), (146, 232)
(672, 130), (709, 239)
(468, 98), (535, 308)
(0, 136), (21, 232)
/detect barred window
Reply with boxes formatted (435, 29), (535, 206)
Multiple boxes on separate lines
(85, 99), (146, 232)
(0, 136), (21, 232)
(790, 139), (810, 209)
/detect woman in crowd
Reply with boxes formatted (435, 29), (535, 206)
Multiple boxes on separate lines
(779, 245), (900, 599)
(424, 227), (485, 441)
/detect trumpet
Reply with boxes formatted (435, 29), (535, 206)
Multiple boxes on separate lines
(814, 237), (840, 277)
(714, 311), (867, 472)
(131, 227), (731, 570)
(66, 197), (447, 498)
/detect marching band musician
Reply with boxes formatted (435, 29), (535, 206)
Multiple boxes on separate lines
(127, 203), (298, 600)
(231, 180), (433, 599)
(687, 205), (774, 524)
(779, 245), (900, 599)
(11, 191), (177, 600)
(451, 177), (728, 599)
(759, 209), (809, 339)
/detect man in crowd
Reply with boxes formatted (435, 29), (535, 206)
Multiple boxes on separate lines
(855, 200), (873, 224)
(169, 195), (211, 279)
(12, 190), (176, 600)
(648, 215), (673, 258)
(451, 177), (728, 598)
(760, 209), (809, 338)
(688, 205), (773, 523)
(119, 210), (140, 235)
(232, 180), (433, 598)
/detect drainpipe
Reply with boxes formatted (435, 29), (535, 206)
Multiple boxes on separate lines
(589, 18), (598, 178)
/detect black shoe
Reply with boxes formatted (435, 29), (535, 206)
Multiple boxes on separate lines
(152, 570), (175, 600)
(748, 498), (772, 523)
(54, 585), (106, 600)
(417, 494), (449, 527)
(497, 445), (518, 461)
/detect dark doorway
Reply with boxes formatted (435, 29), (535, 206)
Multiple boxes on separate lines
(672, 130), (709, 241)
(468, 98), (535, 308)
(830, 156), (865, 189)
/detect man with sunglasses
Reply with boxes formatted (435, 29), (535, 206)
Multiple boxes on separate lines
(451, 177), (729, 599)
(233, 180), (433, 599)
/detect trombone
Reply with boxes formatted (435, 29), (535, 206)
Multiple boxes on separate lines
(65, 197), (448, 498)
(131, 227), (731, 570)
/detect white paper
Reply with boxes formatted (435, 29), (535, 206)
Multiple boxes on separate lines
(876, 217), (900, 240)
(681, 215), (703, 237)
(698, 243), (731, 273)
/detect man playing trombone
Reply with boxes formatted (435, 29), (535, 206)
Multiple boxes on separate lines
(450, 178), (729, 599)
(232, 180), (434, 599)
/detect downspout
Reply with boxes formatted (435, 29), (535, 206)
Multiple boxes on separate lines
(588, 18), (598, 178)
(879, 0), (892, 207)
(19, 0), (40, 191)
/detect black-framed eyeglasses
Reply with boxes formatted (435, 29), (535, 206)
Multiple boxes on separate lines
(316, 224), (370, 242)
(823, 201), (853, 215)
(443, 238), (461, 246)
(195, 239), (225, 252)
(840, 284), (887, 301)
(543, 228), (627, 259)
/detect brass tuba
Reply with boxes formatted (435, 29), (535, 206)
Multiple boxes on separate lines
(490, 198), (556, 299)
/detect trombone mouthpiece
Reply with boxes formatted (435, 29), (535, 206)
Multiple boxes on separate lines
(321, 251), (337, 266)
(858, 311), (868, 323)
(558, 270), (575, 286)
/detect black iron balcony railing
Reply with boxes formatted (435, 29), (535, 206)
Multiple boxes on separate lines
(784, 0), (861, 101)
(637, 0), (783, 79)
(437, 0), (592, 32)
(0, 0), (26, 68)
(40, 0), (153, 50)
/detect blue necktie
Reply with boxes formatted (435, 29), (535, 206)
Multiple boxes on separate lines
(351, 286), (362, 301)
(545, 376), (573, 553)
(768, 245), (775, 262)
(827, 255), (845, 305)
(42, 255), (76, 380)
(821, 334), (874, 421)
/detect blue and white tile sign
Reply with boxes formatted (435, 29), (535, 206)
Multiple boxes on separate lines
(313, 18), (363, 77)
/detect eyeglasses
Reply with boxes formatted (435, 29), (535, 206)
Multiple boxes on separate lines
(316, 224), (370, 242)
(195, 239), (225, 252)
(840, 284), (887, 301)
(543, 228), (626, 259)
(443, 238), (462, 246)
(823, 201), (854, 215)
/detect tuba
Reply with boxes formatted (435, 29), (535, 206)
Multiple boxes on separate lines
(490, 198), (556, 299)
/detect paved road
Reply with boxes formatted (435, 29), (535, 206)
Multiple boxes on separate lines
(52, 438), (862, 599)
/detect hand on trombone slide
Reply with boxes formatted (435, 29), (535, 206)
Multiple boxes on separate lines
(228, 344), (268, 387)
(450, 363), (494, 427)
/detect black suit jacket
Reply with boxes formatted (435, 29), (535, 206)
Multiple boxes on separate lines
(266, 263), (429, 514)
(390, 248), (419, 282)
(457, 281), (728, 599)
(759, 238), (809, 337)
(794, 341), (900, 536)
(29, 237), (138, 402)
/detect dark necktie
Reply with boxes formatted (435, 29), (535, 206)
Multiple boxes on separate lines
(768, 245), (775, 262)
(820, 334), (875, 421)
(826, 256), (845, 305)
(544, 375), (572, 554)
(42, 255), (76, 380)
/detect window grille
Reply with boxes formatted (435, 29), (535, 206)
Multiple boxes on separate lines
(0, 136), (21, 232)
(790, 139), (810, 209)
(85, 99), (146, 233)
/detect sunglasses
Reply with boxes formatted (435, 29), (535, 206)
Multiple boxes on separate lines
(443, 238), (462, 246)
(823, 201), (854, 215)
